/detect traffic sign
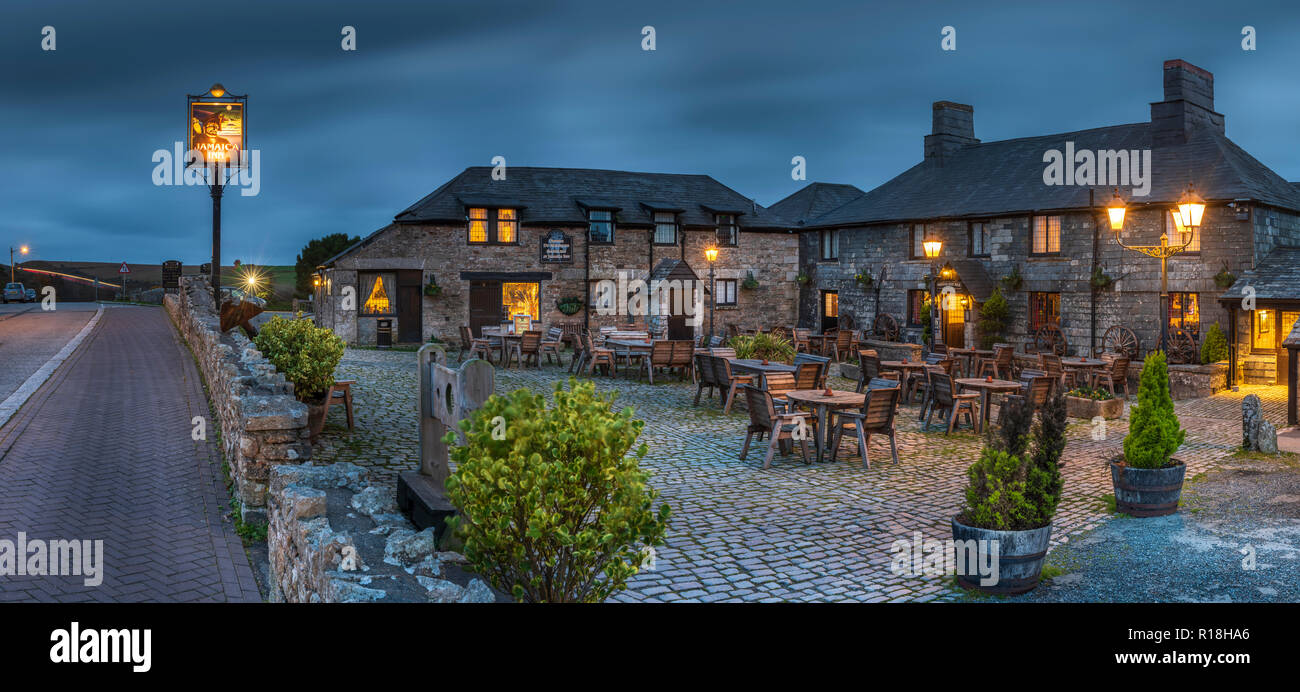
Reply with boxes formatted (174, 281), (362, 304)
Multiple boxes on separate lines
(119, 262), (131, 274)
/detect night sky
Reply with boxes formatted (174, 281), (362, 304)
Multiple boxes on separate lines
(4, 0), (1299, 266)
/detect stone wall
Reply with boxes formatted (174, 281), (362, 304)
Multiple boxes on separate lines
(316, 221), (800, 345)
(267, 462), (497, 603)
(164, 276), (311, 522)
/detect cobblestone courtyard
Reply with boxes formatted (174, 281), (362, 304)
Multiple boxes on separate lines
(313, 346), (1290, 603)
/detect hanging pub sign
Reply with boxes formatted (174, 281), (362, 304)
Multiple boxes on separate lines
(186, 84), (247, 168)
(539, 229), (572, 263)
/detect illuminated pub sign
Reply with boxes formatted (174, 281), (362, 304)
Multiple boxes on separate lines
(187, 84), (247, 167)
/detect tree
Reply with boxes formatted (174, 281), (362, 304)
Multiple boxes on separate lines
(976, 287), (1010, 349)
(1200, 322), (1228, 364)
(294, 233), (360, 298)
(1122, 351), (1185, 468)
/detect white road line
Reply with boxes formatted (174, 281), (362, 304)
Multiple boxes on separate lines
(0, 305), (105, 428)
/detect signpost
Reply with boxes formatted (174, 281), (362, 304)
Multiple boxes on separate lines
(118, 262), (130, 300)
(161, 260), (182, 294)
(186, 83), (247, 306)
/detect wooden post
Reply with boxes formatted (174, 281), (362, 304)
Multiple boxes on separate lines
(400, 343), (494, 536)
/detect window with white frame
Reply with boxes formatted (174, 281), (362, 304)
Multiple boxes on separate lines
(653, 212), (678, 245)
(714, 279), (737, 306)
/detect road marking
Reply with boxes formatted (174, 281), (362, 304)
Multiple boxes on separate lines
(0, 305), (104, 428)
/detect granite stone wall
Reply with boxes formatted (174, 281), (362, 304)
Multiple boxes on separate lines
(164, 276), (311, 522)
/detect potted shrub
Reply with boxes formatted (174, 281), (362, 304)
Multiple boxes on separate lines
(1111, 351), (1187, 517)
(253, 316), (346, 432)
(729, 332), (796, 363)
(951, 390), (1065, 595)
(1200, 322), (1228, 364)
(1065, 385), (1122, 420)
(444, 379), (670, 602)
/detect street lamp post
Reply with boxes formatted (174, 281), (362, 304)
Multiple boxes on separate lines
(9, 245), (29, 284)
(922, 238), (943, 350)
(705, 246), (719, 340)
(1107, 184), (1204, 353)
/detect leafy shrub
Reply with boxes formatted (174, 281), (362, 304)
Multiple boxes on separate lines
(920, 301), (932, 346)
(1122, 351), (1185, 469)
(961, 388), (1065, 531)
(253, 316), (344, 403)
(444, 379), (670, 603)
(976, 287), (1010, 349)
(1066, 385), (1113, 401)
(729, 332), (796, 362)
(1200, 322), (1228, 364)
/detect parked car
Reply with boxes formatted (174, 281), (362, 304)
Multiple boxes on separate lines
(2, 282), (30, 303)
(219, 286), (267, 308)
(25, 288), (36, 302)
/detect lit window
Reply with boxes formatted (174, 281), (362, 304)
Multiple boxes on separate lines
(468, 208), (488, 243)
(715, 279), (737, 306)
(1168, 292), (1200, 337)
(716, 214), (738, 246)
(1032, 216), (1061, 254)
(502, 282), (539, 322)
(360, 273), (395, 315)
(823, 291), (839, 318)
(907, 289), (931, 326)
(653, 212), (677, 245)
(589, 210), (614, 243)
(911, 224), (926, 259)
(1166, 211), (1200, 252)
(496, 208), (517, 244)
(1029, 291), (1060, 330)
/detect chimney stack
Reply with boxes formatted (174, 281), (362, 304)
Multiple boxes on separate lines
(924, 101), (979, 164)
(1150, 59), (1224, 146)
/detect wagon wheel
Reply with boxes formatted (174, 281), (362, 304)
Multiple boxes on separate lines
(1165, 328), (1198, 365)
(1100, 325), (1140, 360)
(1032, 324), (1067, 356)
(872, 313), (900, 342)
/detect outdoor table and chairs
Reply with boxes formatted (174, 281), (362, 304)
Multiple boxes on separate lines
(1061, 356), (1108, 387)
(785, 388), (866, 464)
(829, 378), (901, 469)
(1089, 355), (1131, 398)
(739, 385), (813, 470)
(879, 359), (928, 401)
(605, 337), (652, 375)
(955, 376), (1023, 433)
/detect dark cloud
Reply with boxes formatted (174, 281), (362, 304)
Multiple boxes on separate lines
(2, 0), (1299, 264)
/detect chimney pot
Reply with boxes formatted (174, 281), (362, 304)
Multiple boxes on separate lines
(924, 101), (978, 164)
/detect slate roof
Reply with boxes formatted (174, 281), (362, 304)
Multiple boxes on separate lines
(1219, 246), (1300, 303)
(807, 125), (1300, 228)
(946, 259), (996, 302)
(394, 166), (792, 230)
(767, 183), (866, 226)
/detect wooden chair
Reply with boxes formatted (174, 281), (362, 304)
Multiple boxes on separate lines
(792, 328), (811, 353)
(1091, 356), (1131, 398)
(459, 325), (495, 364)
(539, 326), (565, 365)
(924, 370), (979, 434)
(309, 379), (357, 442)
(793, 353), (830, 388)
(694, 354), (720, 405)
(761, 371), (798, 413)
(998, 372), (1054, 426)
(507, 330), (544, 368)
(977, 345), (1015, 379)
(727, 323), (741, 340)
(830, 383), (900, 469)
(712, 356), (755, 415)
(710, 347), (737, 359)
(793, 361), (822, 391)
(818, 330), (839, 358)
(855, 349), (881, 393)
(931, 343), (948, 356)
(740, 385), (811, 469)
(639, 340), (674, 384)
(582, 332), (615, 376)
(668, 340), (696, 382)
(1038, 353), (1074, 390)
(829, 329), (854, 361)
(906, 354), (951, 404)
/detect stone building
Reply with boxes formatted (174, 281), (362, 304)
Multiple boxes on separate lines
(778, 59), (1300, 384)
(314, 167), (800, 345)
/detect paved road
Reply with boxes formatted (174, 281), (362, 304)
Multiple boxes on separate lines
(0, 306), (260, 602)
(0, 303), (98, 403)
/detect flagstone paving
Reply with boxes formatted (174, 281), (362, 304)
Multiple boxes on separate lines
(313, 347), (1290, 603)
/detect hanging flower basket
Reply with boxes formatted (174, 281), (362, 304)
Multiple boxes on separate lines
(556, 297), (584, 315)
(854, 271), (873, 288)
(423, 277), (442, 297)
(741, 271), (759, 290)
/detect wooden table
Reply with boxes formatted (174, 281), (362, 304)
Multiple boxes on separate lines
(955, 378), (1023, 433)
(786, 389), (866, 463)
(879, 360), (928, 400)
(807, 334), (835, 356)
(729, 359), (797, 376)
(947, 348), (993, 377)
(605, 338), (653, 376)
(1061, 356), (1107, 388)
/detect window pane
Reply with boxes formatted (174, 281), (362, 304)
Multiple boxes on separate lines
(913, 225), (924, 257)
(1047, 216), (1061, 253)
(360, 273), (395, 315)
(1169, 292), (1200, 337)
(468, 207), (487, 219)
(502, 282), (539, 321)
(497, 220), (517, 243)
(468, 219), (487, 243)
(824, 292), (838, 318)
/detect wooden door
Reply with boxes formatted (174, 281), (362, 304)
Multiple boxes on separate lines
(944, 299), (966, 348)
(1278, 311), (1299, 384)
(468, 281), (502, 336)
(397, 270), (422, 343)
(667, 285), (691, 340)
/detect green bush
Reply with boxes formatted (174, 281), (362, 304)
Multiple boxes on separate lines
(444, 379), (670, 603)
(976, 287), (1010, 349)
(1066, 385), (1113, 401)
(1122, 351), (1185, 469)
(961, 388), (1065, 531)
(729, 332), (796, 362)
(1200, 322), (1228, 364)
(253, 316), (344, 402)
(920, 301), (933, 346)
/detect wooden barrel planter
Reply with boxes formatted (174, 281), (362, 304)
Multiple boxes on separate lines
(950, 517), (1053, 595)
(1109, 459), (1186, 517)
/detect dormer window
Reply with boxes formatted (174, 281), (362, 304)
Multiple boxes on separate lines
(589, 209), (614, 244)
(716, 214), (738, 246)
(467, 207), (519, 245)
(653, 211), (678, 245)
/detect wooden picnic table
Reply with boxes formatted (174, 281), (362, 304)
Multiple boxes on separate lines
(729, 359), (797, 375)
(786, 389), (866, 463)
(955, 377), (1022, 433)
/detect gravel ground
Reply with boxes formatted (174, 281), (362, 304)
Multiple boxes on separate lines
(1002, 452), (1300, 603)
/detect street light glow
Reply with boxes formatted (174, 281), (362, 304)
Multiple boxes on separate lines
(922, 240), (942, 259)
(1107, 190), (1127, 231)
(704, 246), (718, 263)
